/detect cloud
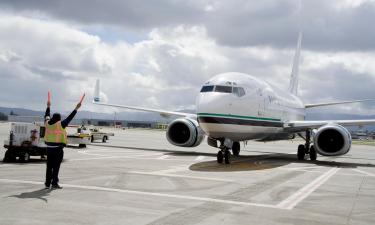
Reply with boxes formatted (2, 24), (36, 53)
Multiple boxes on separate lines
(1, 0), (375, 51)
(0, 12), (374, 117)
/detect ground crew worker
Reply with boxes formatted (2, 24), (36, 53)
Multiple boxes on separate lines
(44, 99), (81, 189)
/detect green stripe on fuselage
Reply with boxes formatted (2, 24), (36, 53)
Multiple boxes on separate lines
(197, 113), (281, 122)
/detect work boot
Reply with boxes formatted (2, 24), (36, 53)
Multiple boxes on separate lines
(51, 184), (63, 189)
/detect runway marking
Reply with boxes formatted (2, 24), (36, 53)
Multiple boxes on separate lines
(78, 151), (109, 157)
(352, 169), (375, 177)
(282, 166), (322, 170)
(158, 155), (170, 160)
(0, 165), (13, 168)
(128, 171), (233, 182)
(0, 178), (278, 209)
(276, 168), (364, 177)
(154, 166), (189, 174)
(195, 156), (205, 161)
(277, 167), (340, 210)
(69, 153), (163, 161)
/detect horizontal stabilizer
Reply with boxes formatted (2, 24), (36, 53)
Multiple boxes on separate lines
(305, 99), (375, 108)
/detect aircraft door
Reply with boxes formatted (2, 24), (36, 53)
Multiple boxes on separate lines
(257, 89), (265, 116)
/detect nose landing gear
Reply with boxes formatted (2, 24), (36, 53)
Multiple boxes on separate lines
(216, 139), (240, 164)
(217, 148), (231, 164)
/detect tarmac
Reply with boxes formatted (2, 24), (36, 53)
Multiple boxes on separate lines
(0, 122), (375, 225)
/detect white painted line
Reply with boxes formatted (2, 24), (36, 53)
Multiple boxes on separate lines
(280, 166), (322, 170)
(195, 156), (205, 161)
(0, 178), (278, 209)
(128, 171), (233, 182)
(352, 169), (375, 177)
(68, 153), (163, 161)
(154, 166), (188, 174)
(78, 151), (109, 157)
(277, 167), (362, 177)
(277, 167), (340, 210)
(158, 155), (170, 160)
(0, 165), (12, 168)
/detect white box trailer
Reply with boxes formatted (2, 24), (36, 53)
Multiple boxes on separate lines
(3, 122), (47, 162)
(3, 122), (91, 163)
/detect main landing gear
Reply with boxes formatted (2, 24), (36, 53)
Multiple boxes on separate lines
(216, 139), (240, 164)
(297, 130), (317, 161)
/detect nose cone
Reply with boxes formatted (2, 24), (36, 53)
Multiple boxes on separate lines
(197, 92), (228, 115)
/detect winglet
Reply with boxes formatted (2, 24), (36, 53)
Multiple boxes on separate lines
(288, 32), (303, 96)
(94, 79), (100, 103)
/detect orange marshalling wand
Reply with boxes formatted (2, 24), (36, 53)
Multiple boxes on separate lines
(79, 93), (86, 104)
(47, 91), (51, 103)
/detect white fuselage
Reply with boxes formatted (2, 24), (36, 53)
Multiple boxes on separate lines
(196, 72), (305, 141)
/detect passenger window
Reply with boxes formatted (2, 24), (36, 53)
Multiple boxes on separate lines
(215, 85), (232, 93)
(233, 87), (246, 97)
(200, 85), (214, 92)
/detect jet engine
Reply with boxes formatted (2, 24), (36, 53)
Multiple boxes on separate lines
(166, 118), (205, 147)
(313, 124), (352, 156)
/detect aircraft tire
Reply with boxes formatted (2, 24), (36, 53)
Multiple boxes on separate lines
(309, 145), (317, 161)
(217, 151), (223, 163)
(224, 150), (231, 164)
(232, 142), (240, 156)
(297, 144), (305, 160)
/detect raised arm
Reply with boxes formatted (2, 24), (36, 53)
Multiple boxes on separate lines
(61, 102), (81, 128)
(44, 100), (51, 120)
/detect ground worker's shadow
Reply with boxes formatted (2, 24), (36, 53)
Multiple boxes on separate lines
(8, 188), (52, 203)
(189, 153), (375, 172)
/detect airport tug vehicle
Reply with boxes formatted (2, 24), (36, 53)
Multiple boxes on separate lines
(66, 125), (91, 148)
(87, 126), (114, 143)
(3, 122), (47, 162)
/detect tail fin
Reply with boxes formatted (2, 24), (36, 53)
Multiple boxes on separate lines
(288, 32), (303, 96)
(94, 79), (100, 103)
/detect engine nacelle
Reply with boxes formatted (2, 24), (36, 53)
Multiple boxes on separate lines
(313, 124), (352, 156)
(166, 118), (205, 147)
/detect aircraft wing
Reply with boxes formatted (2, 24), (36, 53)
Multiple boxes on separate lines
(92, 79), (196, 118)
(285, 119), (375, 131)
(93, 101), (196, 118)
(305, 99), (375, 108)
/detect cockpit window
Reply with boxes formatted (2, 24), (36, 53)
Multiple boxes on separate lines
(233, 87), (246, 97)
(200, 85), (214, 92)
(215, 85), (232, 93)
(200, 84), (246, 97)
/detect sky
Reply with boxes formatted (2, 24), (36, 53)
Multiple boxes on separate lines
(0, 0), (375, 116)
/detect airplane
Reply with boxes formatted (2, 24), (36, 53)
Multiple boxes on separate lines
(93, 33), (375, 164)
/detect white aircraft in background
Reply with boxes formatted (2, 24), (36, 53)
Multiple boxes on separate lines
(93, 33), (375, 164)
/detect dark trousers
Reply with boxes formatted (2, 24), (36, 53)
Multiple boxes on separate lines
(45, 146), (64, 186)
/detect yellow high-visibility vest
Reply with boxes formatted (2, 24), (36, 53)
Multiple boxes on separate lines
(44, 121), (67, 145)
